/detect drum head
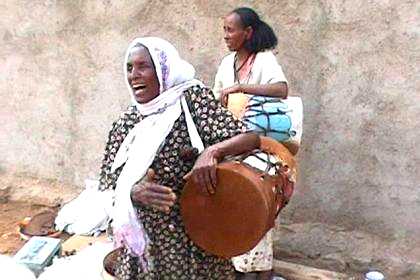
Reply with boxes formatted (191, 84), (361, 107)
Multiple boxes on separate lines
(180, 161), (270, 258)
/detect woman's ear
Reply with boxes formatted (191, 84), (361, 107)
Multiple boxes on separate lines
(245, 26), (253, 41)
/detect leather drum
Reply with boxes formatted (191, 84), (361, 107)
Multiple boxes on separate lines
(180, 136), (296, 258)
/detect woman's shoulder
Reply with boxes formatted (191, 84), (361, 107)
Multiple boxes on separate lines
(183, 84), (223, 112)
(104, 105), (140, 140)
(119, 105), (139, 119)
(184, 84), (213, 100)
(256, 50), (277, 61)
(112, 105), (140, 126)
(254, 50), (283, 72)
(218, 52), (236, 67)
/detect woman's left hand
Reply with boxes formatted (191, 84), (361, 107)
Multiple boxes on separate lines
(220, 84), (242, 106)
(183, 147), (221, 195)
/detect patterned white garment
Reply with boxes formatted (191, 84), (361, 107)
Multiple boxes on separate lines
(232, 229), (274, 272)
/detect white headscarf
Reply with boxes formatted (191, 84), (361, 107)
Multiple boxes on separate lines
(110, 37), (204, 266)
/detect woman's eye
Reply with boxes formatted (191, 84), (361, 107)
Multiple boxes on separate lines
(127, 64), (133, 72)
(140, 64), (151, 69)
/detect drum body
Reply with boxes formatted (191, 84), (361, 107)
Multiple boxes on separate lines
(227, 92), (249, 119)
(180, 137), (296, 258)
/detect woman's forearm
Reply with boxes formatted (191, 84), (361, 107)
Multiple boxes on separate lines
(188, 132), (260, 194)
(209, 132), (260, 162)
(240, 82), (288, 99)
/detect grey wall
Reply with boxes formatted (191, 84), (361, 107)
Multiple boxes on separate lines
(1, 0), (419, 271)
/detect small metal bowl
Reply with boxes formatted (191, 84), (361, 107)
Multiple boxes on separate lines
(18, 211), (61, 240)
(102, 247), (122, 279)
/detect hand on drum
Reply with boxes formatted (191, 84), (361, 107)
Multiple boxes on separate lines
(184, 147), (220, 196)
(131, 169), (177, 213)
(220, 84), (242, 107)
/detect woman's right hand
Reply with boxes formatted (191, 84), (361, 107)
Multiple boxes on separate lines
(131, 169), (177, 213)
(220, 84), (242, 107)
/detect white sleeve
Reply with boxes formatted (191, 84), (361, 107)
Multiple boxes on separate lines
(212, 66), (223, 100)
(260, 52), (288, 85)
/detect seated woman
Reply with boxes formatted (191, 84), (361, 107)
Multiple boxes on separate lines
(97, 37), (260, 279)
(214, 7), (300, 156)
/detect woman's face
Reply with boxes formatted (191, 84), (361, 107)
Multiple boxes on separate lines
(127, 47), (160, 104)
(223, 13), (251, 52)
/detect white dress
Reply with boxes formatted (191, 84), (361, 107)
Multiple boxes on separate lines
(213, 51), (288, 100)
(213, 50), (288, 273)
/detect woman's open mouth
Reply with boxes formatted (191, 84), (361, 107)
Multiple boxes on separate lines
(132, 83), (147, 95)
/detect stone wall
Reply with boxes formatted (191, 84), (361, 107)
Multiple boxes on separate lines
(1, 0), (419, 277)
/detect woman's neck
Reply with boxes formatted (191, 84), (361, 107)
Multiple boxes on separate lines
(236, 48), (252, 64)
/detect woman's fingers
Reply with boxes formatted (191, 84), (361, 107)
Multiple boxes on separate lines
(185, 171), (211, 195)
(222, 93), (228, 107)
(192, 171), (208, 195)
(145, 168), (155, 181)
(144, 184), (176, 208)
(132, 180), (177, 213)
(146, 196), (174, 208)
(183, 171), (191, 180)
(209, 163), (217, 191)
(192, 166), (216, 195)
(220, 91), (228, 107)
(147, 183), (174, 194)
(201, 166), (216, 195)
(188, 148), (219, 196)
(146, 191), (176, 203)
(221, 85), (242, 106)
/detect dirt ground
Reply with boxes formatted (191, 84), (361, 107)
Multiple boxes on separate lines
(0, 201), (53, 255)
(2, 174), (414, 279)
(0, 173), (79, 255)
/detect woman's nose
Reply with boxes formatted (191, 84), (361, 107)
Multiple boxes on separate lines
(130, 67), (141, 79)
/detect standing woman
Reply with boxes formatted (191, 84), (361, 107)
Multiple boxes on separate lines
(98, 37), (262, 280)
(213, 7), (289, 280)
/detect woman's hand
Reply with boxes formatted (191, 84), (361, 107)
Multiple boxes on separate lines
(131, 169), (177, 213)
(183, 147), (221, 195)
(220, 84), (242, 107)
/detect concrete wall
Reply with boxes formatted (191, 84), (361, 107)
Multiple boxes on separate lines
(1, 0), (419, 275)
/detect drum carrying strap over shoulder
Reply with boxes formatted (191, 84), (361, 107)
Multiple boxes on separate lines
(181, 96), (204, 153)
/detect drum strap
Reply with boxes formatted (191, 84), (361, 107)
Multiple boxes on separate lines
(274, 167), (295, 217)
